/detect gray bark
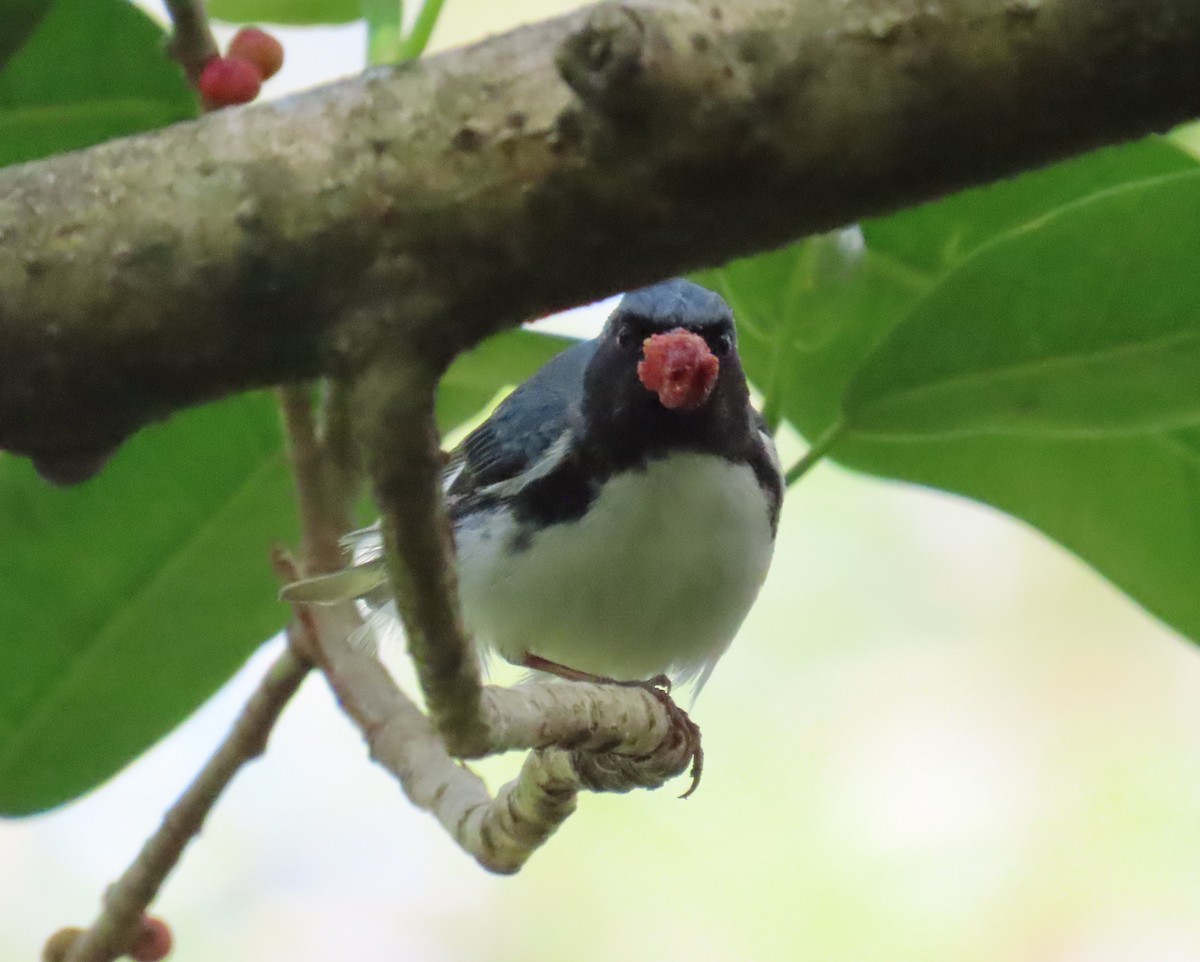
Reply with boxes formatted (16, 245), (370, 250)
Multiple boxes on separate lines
(3, 0), (1200, 476)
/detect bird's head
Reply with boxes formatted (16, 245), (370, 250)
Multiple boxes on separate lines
(583, 279), (749, 454)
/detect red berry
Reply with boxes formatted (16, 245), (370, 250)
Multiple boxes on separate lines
(130, 916), (173, 962)
(198, 56), (262, 109)
(228, 27), (284, 80)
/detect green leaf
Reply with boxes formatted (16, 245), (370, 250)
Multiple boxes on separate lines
(864, 137), (1198, 276)
(437, 328), (575, 433)
(832, 428), (1200, 646)
(0, 328), (571, 815)
(1173, 120), (1200, 162)
(844, 171), (1200, 439)
(364, 0), (404, 63)
(207, 0), (360, 26)
(694, 138), (1197, 440)
(703, 136), (1200, 654)
(0, 0), (197, 168)
(693, 230), (929, 437)
(0, 0), (51, 70)
(0, 395), (297, 816)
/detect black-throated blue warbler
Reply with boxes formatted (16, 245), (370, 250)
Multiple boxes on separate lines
(284, 279), (783, 692)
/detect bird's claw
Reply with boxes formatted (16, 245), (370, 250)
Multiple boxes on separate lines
(642, 685), (702, 798)
(521, 653), (702, 795)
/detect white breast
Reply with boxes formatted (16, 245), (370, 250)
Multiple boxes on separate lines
(454, 452), (776, 686)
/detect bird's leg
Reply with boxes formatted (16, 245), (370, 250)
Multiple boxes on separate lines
(520, 653), (671, 692)
(520, 653), (703, 797)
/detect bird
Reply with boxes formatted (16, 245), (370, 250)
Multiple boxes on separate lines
(283, 278), (783, 694)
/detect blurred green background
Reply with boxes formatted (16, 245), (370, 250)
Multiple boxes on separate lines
(3, 2), (1200, 960)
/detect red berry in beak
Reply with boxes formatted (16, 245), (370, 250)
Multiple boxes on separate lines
(637, 328), (720, 411)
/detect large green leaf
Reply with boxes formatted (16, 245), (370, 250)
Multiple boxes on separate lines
(863, 137), (1198, 276)
(0, 395), (298, 815)
(699, 138), (1200, 442)
(701, 136), (1200, 648)
(0, 328), (571, 814)
(844, 172), (1200, 439)
(697, 230), (927, 437)
(0, 0), (51, 70)
(206, 0), (360, 25)
(833, 428), (1200, 647)
(0, 0), (271, 816)
(0, 0), (196, 168)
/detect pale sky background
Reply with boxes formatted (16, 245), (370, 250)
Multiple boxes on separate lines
(5, 3), (1200, 962)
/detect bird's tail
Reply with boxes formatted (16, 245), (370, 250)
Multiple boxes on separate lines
(278, 559), (387, 604)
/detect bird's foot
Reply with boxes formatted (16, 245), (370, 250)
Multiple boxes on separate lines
(521, 653), (702, 797)
(521, 652), (671, 692)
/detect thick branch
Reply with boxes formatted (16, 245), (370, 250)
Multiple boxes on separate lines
(3, 0), (1200, 473)
(351, 354), (488, 756)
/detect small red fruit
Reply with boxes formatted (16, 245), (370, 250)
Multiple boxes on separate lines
(198, 56), (262, 109)
(130, 916), (173, 962)
(228, 27), (284, 80)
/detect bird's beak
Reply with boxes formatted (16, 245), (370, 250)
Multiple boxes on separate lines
(636, 328), (720, 411)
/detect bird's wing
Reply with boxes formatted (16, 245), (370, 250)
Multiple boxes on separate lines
(280, 337), (594, 605)
(443, 337), (595, 516)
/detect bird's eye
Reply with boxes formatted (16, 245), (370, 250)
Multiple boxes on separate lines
(712, 332), (733, 356)
(617, 325), (640, 350)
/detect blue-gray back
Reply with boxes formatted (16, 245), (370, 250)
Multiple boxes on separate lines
(445, 338), (595, 501)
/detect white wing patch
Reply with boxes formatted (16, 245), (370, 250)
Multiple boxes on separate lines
(341, 523), (384, 567)
(759, 427), (782, 477)
(476, 428), (574, 500)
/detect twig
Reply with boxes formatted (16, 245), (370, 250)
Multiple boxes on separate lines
(56, 388), (350, 950)
(351, 355), (489, 758)
(162, 0), (218, 86)
(55, 378), (354, 960)
(784, 422), (843, 488)
(61, 644), (311, 962)
(317, 379), (365, 519)
(399, 0), (446, 60)
(278, 384), (354, 572)
(56, 382), (353, 961)
(304, 597), (694, 874)
(363, 0), (404, 64)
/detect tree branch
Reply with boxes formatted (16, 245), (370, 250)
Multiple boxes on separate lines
(51, 379), (363, 962)
(306, 600), (696, 874)
(278, 383), (356, 572)
(3, 0), (1199, 475)
(162, 0), (219, 86)
(60, 643), (310, 962)
(351, 355), (488, 756)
